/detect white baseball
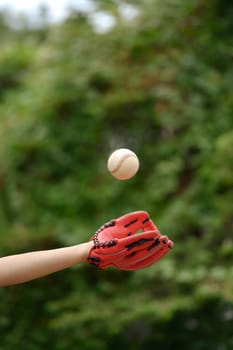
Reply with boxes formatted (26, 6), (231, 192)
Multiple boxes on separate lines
(107, 148), (140, 180)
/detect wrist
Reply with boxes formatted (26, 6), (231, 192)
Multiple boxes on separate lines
(82, 241), (94, 260)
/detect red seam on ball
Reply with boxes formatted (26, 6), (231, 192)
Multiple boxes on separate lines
(110, 154), (137, 174)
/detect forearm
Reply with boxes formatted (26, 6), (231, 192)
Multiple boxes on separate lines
(0, 241), (93, 287)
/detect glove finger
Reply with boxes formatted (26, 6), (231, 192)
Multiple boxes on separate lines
(118, 236), (168, 265)
(91, 211), (149, 241)
(114, 237), (162, 266)
(122, 234), (173, 255)
(88, 239), (173, 270)
(97, 230), (160, 256)
(130, 241), (173, 270)
(114, 211), (159, 237)
(116, 237), (173, 270)
(97, 235), (168, 266)
(88, 231), (159, 268)
(93, 211), (160, 243)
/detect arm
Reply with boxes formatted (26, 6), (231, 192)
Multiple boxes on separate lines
(0, 210), (174, 286)
(0, 241), (93, 287)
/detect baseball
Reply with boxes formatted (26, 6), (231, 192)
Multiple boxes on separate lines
(107, 148), (140, 180)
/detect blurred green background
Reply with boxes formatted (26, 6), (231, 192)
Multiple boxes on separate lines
(0, 0), (233, 349)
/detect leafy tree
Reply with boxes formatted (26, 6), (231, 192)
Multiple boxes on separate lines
(0, 1), (232, 349)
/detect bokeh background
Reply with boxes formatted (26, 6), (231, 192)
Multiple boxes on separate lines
(0, 0), (233, 349)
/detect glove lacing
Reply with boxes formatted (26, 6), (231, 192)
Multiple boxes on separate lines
(93, 220), (117, 249)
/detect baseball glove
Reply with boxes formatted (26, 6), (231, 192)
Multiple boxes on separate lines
(87, 211), (173, 270)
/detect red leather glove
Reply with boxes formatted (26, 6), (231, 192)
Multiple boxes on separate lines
(87, 211), (173, 270)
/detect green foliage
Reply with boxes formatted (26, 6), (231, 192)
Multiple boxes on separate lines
(0, 0), (233, 348)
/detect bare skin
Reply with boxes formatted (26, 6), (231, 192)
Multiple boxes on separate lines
(0, 241), (93, 287)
